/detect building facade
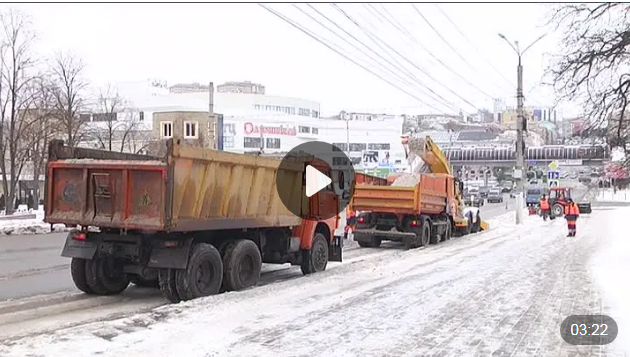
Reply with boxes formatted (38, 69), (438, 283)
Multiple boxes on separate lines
(217, 81), (265, 95)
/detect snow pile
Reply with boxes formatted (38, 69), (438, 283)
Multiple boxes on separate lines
(0, 210), (70, 236)
(391, 173), (420, 187)
(591, 206), (630, 354)
(596, 189), (630, 202)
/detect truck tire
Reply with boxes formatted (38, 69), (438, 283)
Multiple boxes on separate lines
(552, 203), (564, 218)
(130, 275), (159, 288)
(442, 221), (452, 241)
(301, 233), (329, 275)
(158, 268), (181, 303)
(175, 243), (223, 301)
(222, 239), (262, 292)
(357, 237), (382, 248)
(71, 258), (95, 294)
(85, 257), (130, 295)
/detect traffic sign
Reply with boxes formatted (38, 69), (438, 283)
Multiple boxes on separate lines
(548, 179), (560, 187)
(547, 171), (560, 180)
(548, 161), (559, 170)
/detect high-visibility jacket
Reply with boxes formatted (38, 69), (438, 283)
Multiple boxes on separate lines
(564, 203), (580, 216)
(539, 198), (549, 210)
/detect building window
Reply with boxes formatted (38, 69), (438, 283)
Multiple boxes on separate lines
(223, 123), (236, 135)
(299, 126), (310, 133)
(79, 113), (91, 122)
(184, 121), (199, 139)
(289, 107), (295, 115)
(312, 127), (319, 135)
(332, 143), (347, 152)
(312, 110), (319, 118)
(349, 143), (367, 152)
(298, 108), (311, 116)
(244, 137), (262, 148)
(266, 138), (281, 149)
(224, 136), (235, 148)
(265, 105), (272, 111)
(333, 157), (349, 166)
(161, 121), (173, 138)
(93, 112), (117, 122)
(139, 111), (145, 121)
(368, 143), (391, 150)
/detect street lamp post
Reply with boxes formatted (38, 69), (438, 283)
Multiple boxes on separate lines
(498, 32), (546, 225)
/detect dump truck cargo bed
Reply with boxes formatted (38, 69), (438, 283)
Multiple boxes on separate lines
(45, 139), (303, 232)
(351, 173), (450, 215)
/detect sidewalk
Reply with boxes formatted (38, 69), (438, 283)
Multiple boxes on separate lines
(596, 188), (630, 203)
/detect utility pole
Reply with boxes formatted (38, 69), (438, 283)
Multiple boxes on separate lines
(499, 33), (546, 225)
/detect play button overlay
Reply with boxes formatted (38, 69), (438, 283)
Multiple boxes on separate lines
(276, 141), (355, 221)
(306, 165), (332, 197)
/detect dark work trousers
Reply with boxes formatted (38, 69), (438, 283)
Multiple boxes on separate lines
(565, 214), (577, 236)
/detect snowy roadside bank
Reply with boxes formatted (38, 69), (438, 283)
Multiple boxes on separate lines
(596, 189), (630, 203)
(0, 210), (70, 236)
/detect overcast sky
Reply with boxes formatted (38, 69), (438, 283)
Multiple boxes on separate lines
(11, 3), (568, 117)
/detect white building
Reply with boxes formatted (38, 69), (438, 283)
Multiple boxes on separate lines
(113, 80), (407, 172)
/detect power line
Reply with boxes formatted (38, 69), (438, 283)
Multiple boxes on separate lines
(364, 4), (479, 112)
(332, 3), (479, 113)
(298, 4), (456, 112)
(411, 4), (495, 99)
(257, 4), (447, 114)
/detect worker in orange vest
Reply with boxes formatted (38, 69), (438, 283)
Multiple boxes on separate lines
(344, 205), (356, 239)
(564, 198), (581, 237)
(539, 194), (550, 221)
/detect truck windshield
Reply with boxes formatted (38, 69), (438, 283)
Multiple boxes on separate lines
(527, 189), (541, 195)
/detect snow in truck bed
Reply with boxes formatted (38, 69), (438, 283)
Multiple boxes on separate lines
(2, 207), (629, 357)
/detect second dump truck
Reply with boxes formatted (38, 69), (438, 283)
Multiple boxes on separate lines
(350, 135), (488, 249)
(45, 139), (342, 303)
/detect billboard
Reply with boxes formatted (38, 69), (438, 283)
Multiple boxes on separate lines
(362, 150), (394, 169)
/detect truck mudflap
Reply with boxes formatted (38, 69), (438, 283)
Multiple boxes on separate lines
(328, 235), (343, 262)
(147, 238), (194, 270)
(61, 231), (97, 259)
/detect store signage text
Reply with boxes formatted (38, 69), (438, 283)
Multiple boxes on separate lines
(244, 122), (296, 136)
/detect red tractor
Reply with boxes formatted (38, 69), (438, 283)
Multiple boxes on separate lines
(548, 187), (592, 217)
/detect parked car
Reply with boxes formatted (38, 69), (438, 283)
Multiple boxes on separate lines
(487, 188), (503, 203)
(579, 176), (592, 184)
(463, 194), (484, 207)
(479, 186), (490, 198)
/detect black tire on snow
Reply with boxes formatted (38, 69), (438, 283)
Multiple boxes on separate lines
(357, 237), (382, 248)
(85, 257), (130, 295)
(552, 203), (564, 218)
(175, 243), (223, 301)
(158, 268), (181, 303)
(301, 233), (329, 275)
(71, 258), (95, 294)
(130, 275), (160, 288)
(443, 220), (452, 241)
(222, 239), (262, 292)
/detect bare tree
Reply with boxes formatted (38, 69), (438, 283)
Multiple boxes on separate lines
(92, 84), (145, 152)
(0, 9), (39, 215)
(548, 3), (630, 164)
(50, 52), (88, 147)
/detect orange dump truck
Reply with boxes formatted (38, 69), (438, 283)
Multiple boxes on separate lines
(45, 139), (342, 303)
(350, 172), (476, 249)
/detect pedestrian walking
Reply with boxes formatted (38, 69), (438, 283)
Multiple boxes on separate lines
(539, 194), (550, 221)
(564, 198), (580, 237)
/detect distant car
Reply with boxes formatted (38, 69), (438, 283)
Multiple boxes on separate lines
(487, 189), (503, 203)
(579, 176), (592, 184)
(570, 173), (579, 179)
(463, 194), (484, 207)
(479, 186), (490, 198)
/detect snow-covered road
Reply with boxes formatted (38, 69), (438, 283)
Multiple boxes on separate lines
(2, 205), (626, 357)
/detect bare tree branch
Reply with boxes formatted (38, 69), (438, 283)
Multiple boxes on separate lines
(49, 51), (88, 147)
(548, 3), (630, 167)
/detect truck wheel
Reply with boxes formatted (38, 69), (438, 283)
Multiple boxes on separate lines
(301, 233), (328, 275)
(130, 275), (159, 288)
(70, 258), (95, 294)
(175, 243), (223, 301)
(420, 221), (431, 246)
(222, 239), (262, 292)
(158, 269), (181, 303)
(357, 237), (381, 248)
(85, 257), (130, 295)
(443, 221), (452, 241)
(552, 203), (564, 218)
